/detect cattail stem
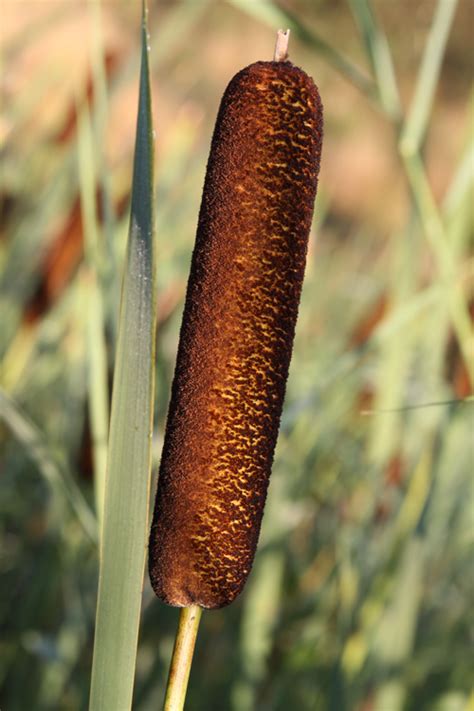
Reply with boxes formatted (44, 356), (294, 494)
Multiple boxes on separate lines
(163, 605), (202, 711)
(273, 29), (290, 61)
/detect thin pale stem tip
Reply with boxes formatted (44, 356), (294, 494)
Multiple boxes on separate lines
(274, 29), (290, 62)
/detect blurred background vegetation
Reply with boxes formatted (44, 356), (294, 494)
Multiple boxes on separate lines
(1, 0), (472, 709)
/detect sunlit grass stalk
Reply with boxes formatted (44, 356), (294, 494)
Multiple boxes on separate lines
(396, 0), (471, 384)
(443, 131), (474, 218)
(350, 0), (472, 386)
(402, 154), (473, 384)
(87, 0), (119, 348)
(340, 4), (470, 704)
(400, 0), (459, 156)
(77, 102), (109, 533)
(348, 0), (401, 120)
(399, 0), (472, 384)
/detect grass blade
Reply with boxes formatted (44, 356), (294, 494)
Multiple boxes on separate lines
(388, 0), (473, 387)
(373, 537), (426, 711)
(400, 0), (458, 155)
(403, 154), (473, 386)
(0, 388), (97, 542)
(89, 4), (156, 709)
(348, 0), (401, 120)
(231, 548), (284, 711)
(443, 134), (474, 219)
(77, 102), (110, 533)
(88, 0), (119, 350)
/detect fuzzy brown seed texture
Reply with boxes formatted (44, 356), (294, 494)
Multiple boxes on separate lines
(149, 61), (323, 608)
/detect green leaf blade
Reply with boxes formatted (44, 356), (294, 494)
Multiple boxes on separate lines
(89, 5), (156, 710)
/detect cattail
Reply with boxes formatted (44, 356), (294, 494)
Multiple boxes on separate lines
(149, 43), (323, 609)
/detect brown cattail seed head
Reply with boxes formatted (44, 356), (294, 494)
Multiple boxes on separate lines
(149, 60), (323, 608)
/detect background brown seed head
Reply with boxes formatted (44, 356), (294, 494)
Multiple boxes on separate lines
(149, 60), (323, 608)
